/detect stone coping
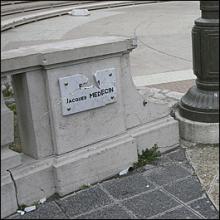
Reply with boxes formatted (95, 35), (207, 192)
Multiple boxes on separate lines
(1, 36), (136, 74)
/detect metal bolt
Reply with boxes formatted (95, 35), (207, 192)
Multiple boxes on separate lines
(111, 96), (114, 100)
(109, 73), (112, 77)
(67, 107), (71, 111)
(64, 82), (68, 86)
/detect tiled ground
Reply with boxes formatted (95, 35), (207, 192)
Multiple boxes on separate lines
(185, 144), (219, 211)
(7, 147), (219, 219)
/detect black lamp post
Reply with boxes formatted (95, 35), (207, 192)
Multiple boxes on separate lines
(179, 1), (219, 123)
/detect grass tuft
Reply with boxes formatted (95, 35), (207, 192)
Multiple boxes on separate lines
(80, 184), (90, 190)
(2, 83), (14, 97)
(133, 144), (161, 168)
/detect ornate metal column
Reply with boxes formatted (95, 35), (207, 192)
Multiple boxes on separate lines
(179, 1), (219, 123)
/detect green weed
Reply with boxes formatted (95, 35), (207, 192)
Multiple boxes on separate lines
(133, 144), (161, 168)
(2, 84), (14, 97)
(7, 103), (16, 115)
(80, 184), (90, 190)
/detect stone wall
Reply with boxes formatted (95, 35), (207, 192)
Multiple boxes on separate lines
(1, 36), (180, 218)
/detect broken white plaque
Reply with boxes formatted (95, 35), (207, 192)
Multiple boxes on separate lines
(59, 68), (117, 115)
(69, 9), (90, 16)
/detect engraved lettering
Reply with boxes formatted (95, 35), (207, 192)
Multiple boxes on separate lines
(89, 87), (114, 98)
(109, 87), (114, 93)
(60, 71), (116, 115)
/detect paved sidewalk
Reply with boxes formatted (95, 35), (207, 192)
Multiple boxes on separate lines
(149, 79), (195, 93)
(7, 147), (219, 219)
(185, 144), (219, 211)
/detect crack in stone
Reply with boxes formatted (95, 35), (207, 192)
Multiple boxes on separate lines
(7, 169), (19, 209)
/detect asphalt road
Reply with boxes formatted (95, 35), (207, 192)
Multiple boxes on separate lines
(1, 1), (200, 77)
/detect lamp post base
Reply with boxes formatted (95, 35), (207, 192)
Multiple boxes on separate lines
(179, 86), (219, 123)
(175, 110), (219, 146)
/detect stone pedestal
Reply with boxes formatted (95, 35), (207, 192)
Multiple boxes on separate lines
(1, 36), (179, 217)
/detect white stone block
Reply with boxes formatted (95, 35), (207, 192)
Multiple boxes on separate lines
(120, 54), (171, 129)
(45, 56), (126, 155)
(1, 172), (18, 219)
(129, 116), (179, 153)
(10, 156), (55, 206)
(3, 37), (136, 157)
(1, 147), (21, 171)
(53, 134), (138, 196)
(12, 71), (53, 159)
(1, 37), (136, 72)
(175, 110), (219, 144)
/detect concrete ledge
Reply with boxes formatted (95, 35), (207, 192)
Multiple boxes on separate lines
(1, 148), (22, 172)
(5, 133), (137, 209)
(128, 116), (179, 153)
(1, 172), (18, 219)
(175, 110), (219, 145)
(9, 157), (55, 206)
(53, 133), (138, 196)
(1, 36), (136, 73)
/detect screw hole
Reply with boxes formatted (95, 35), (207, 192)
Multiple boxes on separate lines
(143, 100), (148, 106)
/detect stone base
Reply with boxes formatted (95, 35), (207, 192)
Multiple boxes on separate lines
(7, 133), (137, 209)
(9, 156), (55, 207)
(128, 116), (179, 153)
(53, 133), (138, 196)
(175, 110), (219, 146)
(1, 147), (22, 172)
(4, 115), (179, 218)
(1, 172), (18, 219)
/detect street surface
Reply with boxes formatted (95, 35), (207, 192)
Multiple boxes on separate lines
(7, 147), (219, 219)
(1, 1), (200, 91)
